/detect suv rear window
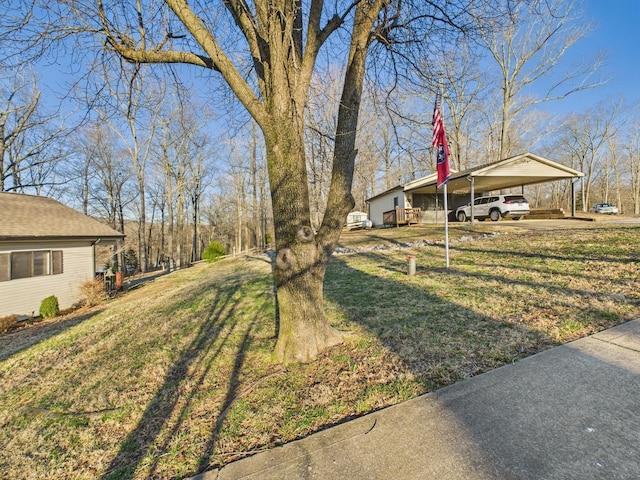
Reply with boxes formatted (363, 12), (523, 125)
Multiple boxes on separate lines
(504, 195), (527, 203)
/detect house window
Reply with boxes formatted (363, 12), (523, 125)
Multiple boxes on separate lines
(4, 250), (63, 280)
(0, 254), (9, 282)
(33, 251), (50, 276)
(11, 252), (32, 279)
(52, 250), (63, 275)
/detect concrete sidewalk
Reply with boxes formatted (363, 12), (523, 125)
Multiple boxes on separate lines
(196, 319), (640, 480)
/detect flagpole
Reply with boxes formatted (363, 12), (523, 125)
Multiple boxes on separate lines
(444, 183), (449, 268)
(433, 84), (450, 268)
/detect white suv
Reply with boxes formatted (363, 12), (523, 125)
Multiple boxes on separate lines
(590, 203), (618, 215)
(456, 194), (530, 222)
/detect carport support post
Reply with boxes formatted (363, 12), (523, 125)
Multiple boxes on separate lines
(469, 176), (475, 224)
(571, 178), (577, 217)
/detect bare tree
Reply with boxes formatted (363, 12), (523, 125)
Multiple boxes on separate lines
(186, 135), (214, 263)
(155, 102), (190, 269)
(248, 123), (269, 251)
(227, 144), (248, 255)
(0, 68), (68, 193)
(409, 40), (487, 170)
(556, 104), (618, 210)
(80, 122), (133, 268)
(146, 176), (168, 267)
(479, 0), (602, 161)
(98, 66), (163, 273)
(306, 74), (339, 230)
(623, 117), (640, 214)
(611, 141), (623, 212)
(219, 123), (270, 253)
(441, 53), (486, 170)
(202, 126), (271, 256)
(352, 113), (384, 208)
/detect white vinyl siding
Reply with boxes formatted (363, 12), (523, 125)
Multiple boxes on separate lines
(368, 189), (407, 227)
(0, 242), (95, 317)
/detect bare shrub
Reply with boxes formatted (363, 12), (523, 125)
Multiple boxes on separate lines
(0, 315), (18, 334)
(80, 279), (106, 307)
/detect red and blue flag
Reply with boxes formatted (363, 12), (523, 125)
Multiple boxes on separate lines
(432, 96), (450, 188)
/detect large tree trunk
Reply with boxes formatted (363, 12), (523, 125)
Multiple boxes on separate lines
(265, 119), (343, 364)
(264, 2), (375, 363)
(274, 257), (342, 363)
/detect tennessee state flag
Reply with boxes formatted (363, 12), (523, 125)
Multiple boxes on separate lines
(432, 96), (450, 188)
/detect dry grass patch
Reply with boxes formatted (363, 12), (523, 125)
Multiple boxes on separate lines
(0, 225), (639, 479)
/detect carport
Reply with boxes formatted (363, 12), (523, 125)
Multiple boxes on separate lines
(404, 152), (584, 222)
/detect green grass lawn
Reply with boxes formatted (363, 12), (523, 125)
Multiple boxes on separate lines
(1, 223), (639, 479)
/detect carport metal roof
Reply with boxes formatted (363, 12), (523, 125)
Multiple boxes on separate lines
(403, 152), (584, 195)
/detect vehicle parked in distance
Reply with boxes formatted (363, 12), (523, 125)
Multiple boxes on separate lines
(590, 203), (618, 214)
(456, 194), (530, 222)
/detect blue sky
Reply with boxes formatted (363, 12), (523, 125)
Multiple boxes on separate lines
(552, 0), (640, 113)
(29, 1), (640, 121)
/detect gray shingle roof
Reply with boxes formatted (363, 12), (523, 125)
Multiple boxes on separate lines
(0, 192), (124, 241)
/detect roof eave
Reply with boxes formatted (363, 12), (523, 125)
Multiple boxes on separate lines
(0, 235), (124, 243)
(365, 184), (404, 202)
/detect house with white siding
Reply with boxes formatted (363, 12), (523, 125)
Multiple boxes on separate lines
(366, 153), (584, 227)
(0, 192), (124, 317)
(366, 185), (406, 227)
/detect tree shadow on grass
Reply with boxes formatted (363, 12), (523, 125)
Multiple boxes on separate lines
(324, 254), (549, 391)
(101, 269), (274, 480)
(0, 270), (199, 363)
(324, 247), (638, 390)
(449, 243), (640, 265)
(0, 272), (185, 363)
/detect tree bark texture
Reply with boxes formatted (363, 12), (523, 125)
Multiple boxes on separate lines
(263, 117), (344, 363)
